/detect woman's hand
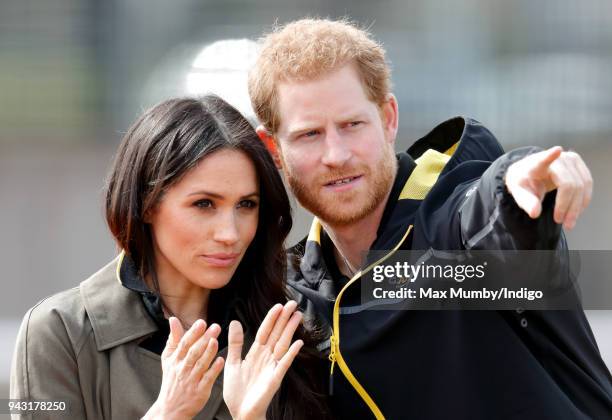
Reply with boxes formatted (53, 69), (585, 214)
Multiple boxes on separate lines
(144, 318), (225, 420)
(223, 301), (304, 420)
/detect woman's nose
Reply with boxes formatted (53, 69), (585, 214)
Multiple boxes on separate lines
(213, 211), (240, 245)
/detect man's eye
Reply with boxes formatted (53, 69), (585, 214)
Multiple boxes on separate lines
(238, 200), (258, 209)
(300, 130), (319, 139)
(194, 199), (213, 208)
(347, 121), (363, 128)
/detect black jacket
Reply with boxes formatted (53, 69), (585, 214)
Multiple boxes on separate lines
(287, 117), (612, 419)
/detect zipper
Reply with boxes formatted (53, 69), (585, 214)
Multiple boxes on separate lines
(328, 224), (413, 420)
(328, 334), (336, 395)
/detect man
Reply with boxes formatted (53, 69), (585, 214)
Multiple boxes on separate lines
(248, 18), (612, 419)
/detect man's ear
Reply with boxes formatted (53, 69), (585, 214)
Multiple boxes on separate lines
(381, 94), (399, 145)
(256, 125), (283, 169)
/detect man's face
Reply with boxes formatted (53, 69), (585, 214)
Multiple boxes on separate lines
(274, 64), (398, 226)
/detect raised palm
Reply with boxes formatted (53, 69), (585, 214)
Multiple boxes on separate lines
(223, 301), (303, 420)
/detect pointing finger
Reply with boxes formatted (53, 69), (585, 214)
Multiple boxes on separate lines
(529, 146), (563, 178)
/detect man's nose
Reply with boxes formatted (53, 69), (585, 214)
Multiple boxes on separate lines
(321, 128), (351, 167)
(213, 211), (240, 245)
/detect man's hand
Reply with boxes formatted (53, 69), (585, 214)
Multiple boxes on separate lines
(504, 146), (593, 230)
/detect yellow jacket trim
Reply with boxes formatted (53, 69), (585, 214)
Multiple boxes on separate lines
(399, 148), (453, 200)
(307, 217), (323, 245)
(444, 141), (459, 156)
(329, 224), (414, 420)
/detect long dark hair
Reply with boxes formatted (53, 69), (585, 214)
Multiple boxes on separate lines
(104, 95), (329, 419)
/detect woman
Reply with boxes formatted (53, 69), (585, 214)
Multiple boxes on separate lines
(10, 95), (329, 419)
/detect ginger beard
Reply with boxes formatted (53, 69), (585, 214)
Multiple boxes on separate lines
(283, 142), (397, 227)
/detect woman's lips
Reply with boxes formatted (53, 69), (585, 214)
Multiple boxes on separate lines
(200, 253), (240, 267)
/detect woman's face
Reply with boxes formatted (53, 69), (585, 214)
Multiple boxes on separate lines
(147, 148), (260, 291)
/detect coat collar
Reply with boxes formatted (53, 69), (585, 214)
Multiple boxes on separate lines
(80, 254), (158, 351)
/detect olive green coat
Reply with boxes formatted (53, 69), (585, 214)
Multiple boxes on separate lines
(10, 256), (231, 419)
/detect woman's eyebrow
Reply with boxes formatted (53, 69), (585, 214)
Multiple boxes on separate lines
(187, 190), (260, 199)
(188, 190), (223, 198)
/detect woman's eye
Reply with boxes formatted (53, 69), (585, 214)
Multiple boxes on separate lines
(238, 199), (258, 209)
(194, 199), (213, 208)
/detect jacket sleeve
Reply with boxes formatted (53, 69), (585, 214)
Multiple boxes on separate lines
(458, 146), (563, 251)
(10, 302), (87, 420)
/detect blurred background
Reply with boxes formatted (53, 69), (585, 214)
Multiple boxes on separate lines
(1, 0), (611, 402)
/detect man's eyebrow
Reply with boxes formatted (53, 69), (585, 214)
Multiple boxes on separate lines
(286, 124), (320, 137)
(340, 113), (368, 122)
(286, 113), (369, 136)
(187, 190), (260, 199)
